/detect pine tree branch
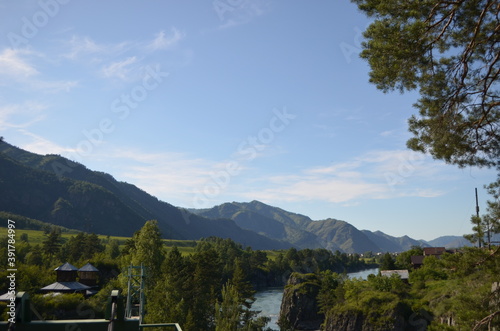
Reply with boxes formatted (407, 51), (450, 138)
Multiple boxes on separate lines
(473, 310), (500, 331)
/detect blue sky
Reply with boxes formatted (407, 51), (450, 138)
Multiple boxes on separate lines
(0, 0), (496, 241)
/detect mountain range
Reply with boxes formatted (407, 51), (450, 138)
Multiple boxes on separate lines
(0, 141), (472, 253)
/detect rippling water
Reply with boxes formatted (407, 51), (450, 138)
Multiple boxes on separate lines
(253, 288), (284, 330)
(253, 268), (379, 330)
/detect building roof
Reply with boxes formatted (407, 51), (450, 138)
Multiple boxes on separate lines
(79, 263), (99, 272)
(423, 247), (446, 256)
(0, 292), (15, 302)
(54, 262), (79, 271)
(411, 255), (425, 265)
(40, 282), (91, 292)
(380, 270), (409, 280)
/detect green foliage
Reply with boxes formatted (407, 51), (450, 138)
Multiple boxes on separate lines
(317, 270), (346, 314)
(30, 293), (93, 320)
(106, 239), (121, 259)
(130, 220), (165, 290)
(465, 180), (500, 248)
(379, 252), (396, 270)
(59, 232), (105, 262)
(314, 246), (500, 330)
(42, 228), (63, 259)
(215, 282), (270, 331)
(2, 219), (371, 330)
(396, 246), (423, 270)
(352, 0), (500, 171)
(215, 282), (241, 331)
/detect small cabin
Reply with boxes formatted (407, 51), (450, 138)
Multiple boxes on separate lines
(410, 255), (425, 269)
(78, 263), (99, 287)
(380, 269), (409, 282)
(423, 247), (446, 256)
(40, 262), (94, 295)
(55, 262), (78, 282)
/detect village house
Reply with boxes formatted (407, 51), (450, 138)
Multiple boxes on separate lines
(40, 262), (100, 296)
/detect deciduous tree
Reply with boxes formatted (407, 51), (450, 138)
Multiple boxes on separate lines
(131, 220), (165, 285)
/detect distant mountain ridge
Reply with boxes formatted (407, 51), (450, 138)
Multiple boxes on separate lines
(0, 141), (289, 250)
(191, 201), (433, 253)
(0, 141), (471, 253)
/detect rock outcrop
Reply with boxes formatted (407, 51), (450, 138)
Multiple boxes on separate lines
(323, 307), (410, 331)
(278, 273), (323, 330)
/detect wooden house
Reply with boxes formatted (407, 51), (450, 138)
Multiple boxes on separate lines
(78, 263), (99, 287)
(40, 262), (91, 295)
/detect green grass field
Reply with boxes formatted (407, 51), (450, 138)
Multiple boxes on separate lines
(0, 228), (284, 257)
(0, 227), (199, 254)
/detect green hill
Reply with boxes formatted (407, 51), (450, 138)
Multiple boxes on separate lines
(0, 141), (289, 250)
(192, 201), (431, 253)
(0, 141), (436, 253)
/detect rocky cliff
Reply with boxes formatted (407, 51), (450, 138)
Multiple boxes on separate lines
(279, 271), (419, 331)
(322, 304), (411, 331)
(278, 273), (323, 330)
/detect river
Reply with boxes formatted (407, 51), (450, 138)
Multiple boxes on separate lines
(253, 268), (379, 330)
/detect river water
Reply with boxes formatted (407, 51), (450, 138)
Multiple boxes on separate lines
(253, 268), (379, 330)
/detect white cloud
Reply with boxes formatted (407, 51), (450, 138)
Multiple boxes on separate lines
(5, 129), (455, 210)
(215, 0), (270, 30)
(380, 130), (394, 137)
(60, 31), (186, 82)
(18, 131), (76, 156)
(101, 148), (228, 205)
(64, 29), (184, 61)
(32, 80), (79, 93)
(0, 48), (78, 92)
(146, 29), (185, 51)
(0, 102), (48, 130)
(238, 149), (447, 204)
(96, 148), (450, 207)
(63, 35), (129, 60)
(101, 56), (138, 81)
(0, 48), (38, 78)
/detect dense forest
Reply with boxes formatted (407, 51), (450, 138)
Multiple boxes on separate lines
(0, 220), (371, 330)
(279, 247), (500, 330)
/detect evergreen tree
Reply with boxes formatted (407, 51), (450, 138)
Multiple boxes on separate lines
(106, 239), (121, 259)
(215, 282), (241, 331)
(464, 215), (487, 248)
(146, 246), (189, 325)
(231, 259), (256, 309)
(42, 228), (62, 260)
(215, 281), (270, 331)
(352, 0), (500, 172)
(189, 247), (221, 330)
(465, 180), (500, 248)
(25, 246), (43, 266)
(131, 220), (165, 284)
(379, 253), (396, 270)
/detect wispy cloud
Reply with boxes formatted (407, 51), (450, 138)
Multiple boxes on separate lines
(64, 29), (185, 61)
(101, 56), (138, 81)
(17, 131), (76, 156)
(0, 102), (48, 130)
(101, 148), (227, 205)
(238, 150), (448, 204)
(63, 36), (130, 60)
(215, 0), (270, 30)
(0, 48), (38, 77)
(0, 48), (78, 92)
(108, 148), (450, 208)
(62, 30), (186, 82)
(9, 131), (454, 209)
(146, 28), (185, 51)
